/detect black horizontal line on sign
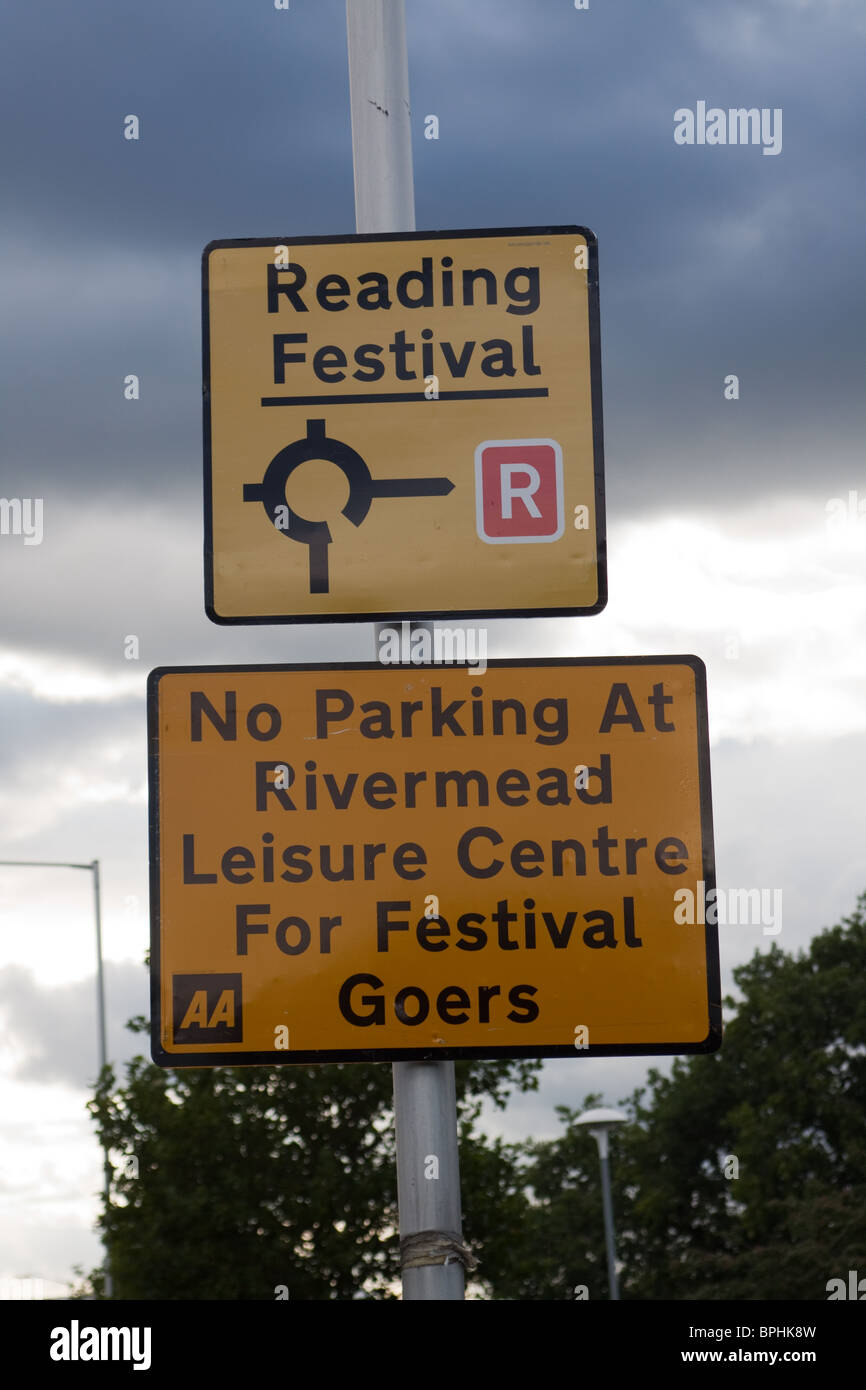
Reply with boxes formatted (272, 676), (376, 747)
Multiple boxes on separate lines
(260, 388), (550, 406)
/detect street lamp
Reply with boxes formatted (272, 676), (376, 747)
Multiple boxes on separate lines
(0, 858), (112, 1296)
(575, 1106), (628, 1300)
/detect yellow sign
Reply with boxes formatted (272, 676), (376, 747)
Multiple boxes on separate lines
(149, 659), (719, 1064)
(203, 227), (605, 623)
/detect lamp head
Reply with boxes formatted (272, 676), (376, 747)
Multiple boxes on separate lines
(575, 1107), (628, 1159)
(574, 1107), (628, 1129)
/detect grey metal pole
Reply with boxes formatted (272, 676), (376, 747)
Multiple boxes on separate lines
(0, 857), (113, 1295)
(346, 0), (467, 1301)
(595, 1132), (620, 1300)
(0, 859), (109, 1075)
(91, 860), (108, 1074)
(346, 0), (415, 235)
(91, 859), (114, 1298)
(392, 1062), (466, 1300)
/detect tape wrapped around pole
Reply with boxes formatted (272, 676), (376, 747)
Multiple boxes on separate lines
(400, 1230), (478, 1273)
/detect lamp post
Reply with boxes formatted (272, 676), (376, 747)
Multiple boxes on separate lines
(0, 858), (112, 1296)
(575, 1106), (628, 1300)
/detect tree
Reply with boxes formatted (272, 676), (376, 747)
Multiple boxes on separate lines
(78, 1012), (539, 1300)
(515, 893), (866, 1300)
(80, 895), (866, 1299)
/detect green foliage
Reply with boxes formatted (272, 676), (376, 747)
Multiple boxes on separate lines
(620, 895), (866, 1299)
(81, 1020), (539, 1300)
(81, 896), (866, 1300)
(514, 893), (866, 1301)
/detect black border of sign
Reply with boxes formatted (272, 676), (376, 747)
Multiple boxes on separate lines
(148, 656), (720, 1068)
(201, 225), (607, 625)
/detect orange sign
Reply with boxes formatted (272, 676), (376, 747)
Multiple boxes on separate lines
(148, 659), (719, 1064)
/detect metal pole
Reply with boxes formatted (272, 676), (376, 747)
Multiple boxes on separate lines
(346, 0), (467, 1300)
(91, 859), (114, 1298)
(392, 1062), (465, 1300)
(91, 860), (108, 1074)
(594, 1130), (620, 1300)
(0, 858), (113, 1295)
(346, 0), (415, 235)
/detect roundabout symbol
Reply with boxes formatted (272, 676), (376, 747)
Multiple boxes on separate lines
(243, 418), (454, 594)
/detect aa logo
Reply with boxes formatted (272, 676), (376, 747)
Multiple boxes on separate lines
(172, 973), (243, 1044)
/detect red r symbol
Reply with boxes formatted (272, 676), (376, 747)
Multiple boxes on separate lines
(475, 439), (564, 542)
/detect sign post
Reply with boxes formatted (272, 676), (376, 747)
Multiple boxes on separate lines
(346, 0), (467, 1300)
(164, 0), (716, 1310)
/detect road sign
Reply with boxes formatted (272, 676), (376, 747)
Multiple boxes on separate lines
(148, 658), (719, 1065)
(202, 226), (605, 623)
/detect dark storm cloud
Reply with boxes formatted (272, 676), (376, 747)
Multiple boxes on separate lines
(2, 0), (865, 510)
(1, 0), (354, 498)
(0, 0), (354, 245)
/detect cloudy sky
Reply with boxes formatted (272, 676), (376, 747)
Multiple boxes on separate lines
(1, 0), (865, 1294)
